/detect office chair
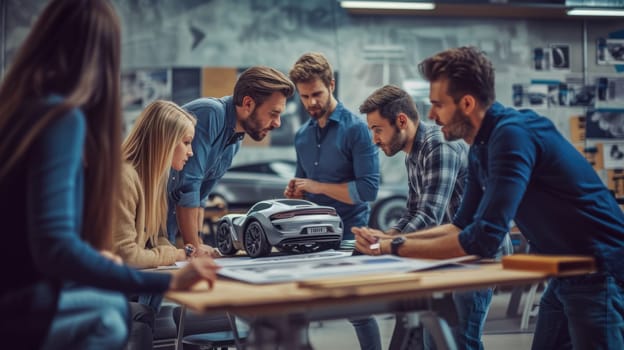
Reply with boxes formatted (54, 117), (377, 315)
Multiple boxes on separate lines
(172, 306), (247, 350)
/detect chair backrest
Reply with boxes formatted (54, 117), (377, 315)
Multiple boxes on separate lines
(172, 307), (232, 336)
(172, 306), (247, 350)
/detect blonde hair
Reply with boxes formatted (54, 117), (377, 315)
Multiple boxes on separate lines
(122, 100), (196, 240)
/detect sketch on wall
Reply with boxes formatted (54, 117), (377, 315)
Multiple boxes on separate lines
(121, 68), (172, 133)
(604, 142), (624, 170)
(121, 68), (172, 110)
(597, 38), (624, 66)
(551, 44), (570, 70)
(586, 109), (624, 139)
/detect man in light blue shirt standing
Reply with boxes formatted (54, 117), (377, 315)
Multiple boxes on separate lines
(284, 52), (381, 350)
(168, 66), (294, 255)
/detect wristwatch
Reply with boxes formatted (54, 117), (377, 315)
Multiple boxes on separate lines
(184, 244), (196, 258)
(390, 236), (406, 256)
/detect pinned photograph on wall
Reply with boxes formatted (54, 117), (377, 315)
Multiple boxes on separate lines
(603, 141), (624, 170)
(597, 38), (624, 65)
(550, 44), (570, 70)
(585, 109), (624, 139)
(533, 47), (551, 71)
(121, 68), (172, 110)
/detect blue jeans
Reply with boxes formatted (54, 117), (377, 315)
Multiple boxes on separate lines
(424, 289), (493, 350)
(138, 293), (164, 313)
(349, 316), (382, 350)
(452, 289), (493, 350)
(41, 284), (129, 350)
(532, 273), (624, 350)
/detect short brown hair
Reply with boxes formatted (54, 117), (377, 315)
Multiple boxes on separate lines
(233, 66), (294, 106)
(359, 85), (420, 124)
(289, 52), (334, 88)
(418, 46), (495, 108)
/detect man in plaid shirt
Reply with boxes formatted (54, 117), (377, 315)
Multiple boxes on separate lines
(360, 84), (490, 350)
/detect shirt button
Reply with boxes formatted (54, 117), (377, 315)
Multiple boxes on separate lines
(482, 186), (486, 191)
(314, 162), (318, 166)
(317, 144), (321, 148)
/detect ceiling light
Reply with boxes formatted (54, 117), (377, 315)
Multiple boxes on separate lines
(340, 1), (436, 11)
(567, 8), (624, 16)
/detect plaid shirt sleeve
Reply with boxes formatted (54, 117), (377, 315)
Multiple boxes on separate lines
(393, 141), (465, 233)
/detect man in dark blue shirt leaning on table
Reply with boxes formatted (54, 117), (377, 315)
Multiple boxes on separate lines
(353, 46), (624, 350)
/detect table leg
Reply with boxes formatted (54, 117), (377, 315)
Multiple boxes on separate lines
(389, 310), (457, 350)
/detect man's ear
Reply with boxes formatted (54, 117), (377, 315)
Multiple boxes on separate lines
(397, 113), (408, 129)
(242, 96), (256, 114)
(459, 94), (477, 114)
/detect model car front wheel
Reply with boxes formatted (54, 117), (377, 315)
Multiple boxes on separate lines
(243, 220), (272, 258)
(216, 221), (238, 256)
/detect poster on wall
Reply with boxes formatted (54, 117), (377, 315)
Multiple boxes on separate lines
(121, 68), (172, 110)
(550, 44), (570, 70)
(603, 141), (624, 170)
(597, 38), (624, 66)
(585, 109), (624, 139)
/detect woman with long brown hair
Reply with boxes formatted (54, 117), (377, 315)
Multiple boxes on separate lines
(0, 1), (218, 349)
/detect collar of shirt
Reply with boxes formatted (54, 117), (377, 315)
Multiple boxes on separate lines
(410, 121), (428, 155)
(306, 101), (345, 128)
(224, 96), (243, 146)
(226, 132), (245, 146)
(473, 102), (504, 146)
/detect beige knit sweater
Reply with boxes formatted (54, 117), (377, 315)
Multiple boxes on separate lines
(113, 162), (179, 269)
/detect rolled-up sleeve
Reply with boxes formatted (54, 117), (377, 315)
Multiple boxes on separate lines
(347, 123), (380, 204)
(458, 125), (536, 258)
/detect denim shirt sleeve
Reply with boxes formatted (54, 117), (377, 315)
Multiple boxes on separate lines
(395, 142), (465, 232)
(174, 110), (219, 208)
(27, 109), (170, 293)
(458, 124), (537, 258)
(295, 156), (306, 178)
(347, 123), (380, 204)
(453, 156), (482, 230)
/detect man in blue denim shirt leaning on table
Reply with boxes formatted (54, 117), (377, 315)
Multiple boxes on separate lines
(354, 46), (624, 350)
(168, 66), (295, 256)
(284, 52), (381, 350)
(360, 84), (507, 350)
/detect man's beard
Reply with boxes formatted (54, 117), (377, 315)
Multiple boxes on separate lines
(242, 108), (271, 141)
(307, 98), (331, 120)
(442, 109), (474, 141)
(378, 126), (406, 157)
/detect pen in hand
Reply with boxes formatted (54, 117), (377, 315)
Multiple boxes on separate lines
(369, 236), (380, 252)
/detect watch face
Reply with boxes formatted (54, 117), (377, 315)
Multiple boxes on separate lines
(391, 236), (406, 255)
(392, 236), (406, 245)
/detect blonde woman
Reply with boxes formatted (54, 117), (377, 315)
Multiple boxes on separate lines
(114, 100), (197, 270)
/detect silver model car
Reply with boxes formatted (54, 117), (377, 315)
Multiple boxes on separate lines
(211, 159), (407, 231)
(216, 199), (343, 258)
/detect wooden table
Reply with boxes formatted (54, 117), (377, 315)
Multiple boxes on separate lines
(166, 262), (556, 350)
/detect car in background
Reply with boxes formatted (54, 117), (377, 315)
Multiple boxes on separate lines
(210, 159), (407, 231)
(216, 199), (343, 258)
